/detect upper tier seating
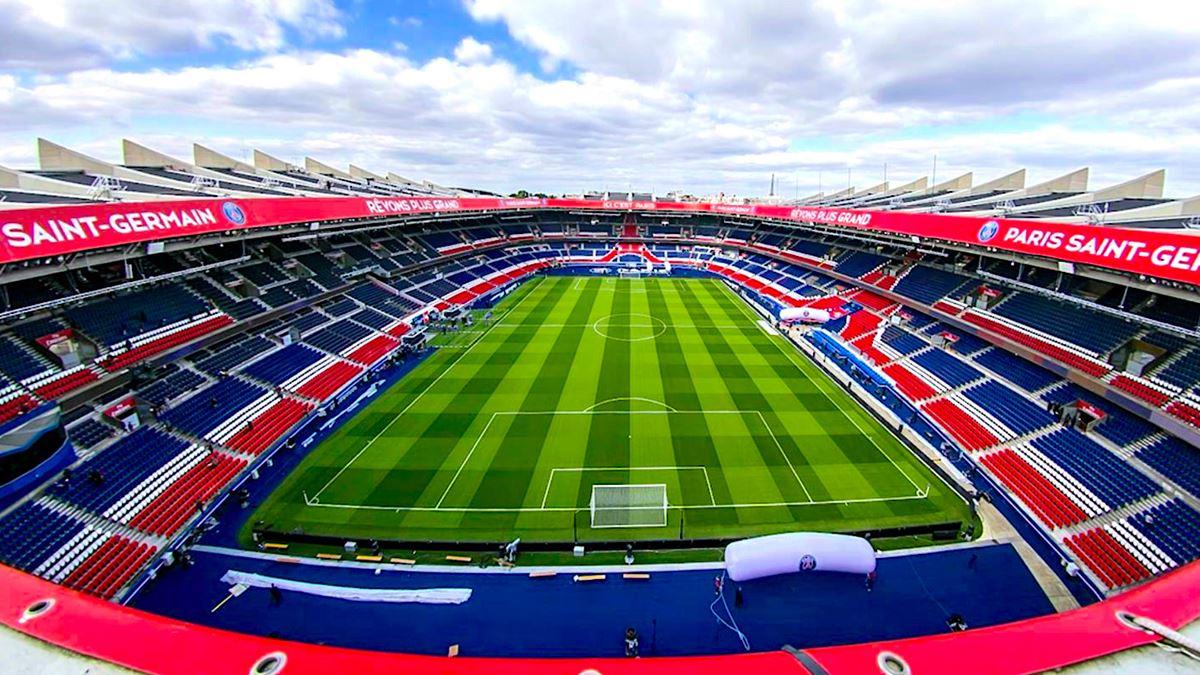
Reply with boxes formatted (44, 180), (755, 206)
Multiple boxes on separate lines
(0, 336), (51, 381)
(294, 252), (345, 289)
(66, 284), (208, 347)
(184, 277), (265, 321)
(992, 293), (1140, 356)
(892, 266), (975, 306)
(1152, 348), (1200, 391)
(236, 262), (289, 287)
(833, 251), (886, 278)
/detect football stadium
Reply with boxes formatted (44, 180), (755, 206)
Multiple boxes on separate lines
(2, 4), (1200, 674)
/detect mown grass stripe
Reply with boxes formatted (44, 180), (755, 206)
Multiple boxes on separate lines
(674, 280), (826, 512)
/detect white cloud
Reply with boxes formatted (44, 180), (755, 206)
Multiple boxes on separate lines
(389, 16), (422, 28)
(0, 0), (343, 71)
(452, 37), (494, 65)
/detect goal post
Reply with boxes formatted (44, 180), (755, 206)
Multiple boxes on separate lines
(618, 267), (644, 279)
(590, 484), (668, 528)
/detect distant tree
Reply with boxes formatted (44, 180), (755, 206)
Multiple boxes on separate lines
(509, 190), (531, 198)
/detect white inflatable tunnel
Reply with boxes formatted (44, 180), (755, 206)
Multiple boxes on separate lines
(779, 307), (831, 324)
(725, 532), (876, 582)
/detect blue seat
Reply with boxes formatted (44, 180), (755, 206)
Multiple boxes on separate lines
(913, 350), (983, 387)
(159, 379), (266, 437)
(992, 293), (1139, 355)
(1128, 499), (1200, 564)
(47, 427), (189, 512)
(962, 381), (1053, 435)
(241, 344), (324, 385)
(1137, 437), (1200, 498)
(0, 502), (86, 572)
(974, 349), (1060, 392)
(892, 266), (976, 306)
(1032, 429), (1160, 507)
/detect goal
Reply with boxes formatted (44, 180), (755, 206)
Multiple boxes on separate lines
(590, 484), (668, 528)
(618, 267), (644, 278)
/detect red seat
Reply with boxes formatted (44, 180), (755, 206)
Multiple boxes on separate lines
(981, 450), (1087, 528)
(961, 313), (1110, 377)
(296, 362), (363, 401)
(922, 399), (999, 451)
(100, 315), (233, 371)
(129, 455), (247, 536)
(225, 398), (314, 455)
(1109, 375), (1171, 407)
(884, 363), (938, 400)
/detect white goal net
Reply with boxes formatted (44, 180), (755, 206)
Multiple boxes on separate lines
(590, 484), (668, 528)
(618, 267), (644, 278)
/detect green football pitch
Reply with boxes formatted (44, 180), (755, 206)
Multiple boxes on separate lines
(248, 276), (970, 544)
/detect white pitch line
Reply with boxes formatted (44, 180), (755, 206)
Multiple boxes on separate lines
(582, 396), (678, 412)
(305, 493), (928, 513)
(752, 410), (814, 502)
(309, 277), (545, 501)
(720, 282), (925, 493)
(540, 465), (716, 508)
(435, 413), (500, 508)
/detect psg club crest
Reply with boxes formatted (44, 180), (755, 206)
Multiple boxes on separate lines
(799, 554), (817, 571)
(221, 201), (247, 225)
(977, 220), (1000, 243)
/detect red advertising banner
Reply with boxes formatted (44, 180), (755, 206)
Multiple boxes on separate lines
(104, 396), (136, 419)
(2, 196), (1199, 285)
(1074, 399), (1108, 421)
(34, 328), (74, 350)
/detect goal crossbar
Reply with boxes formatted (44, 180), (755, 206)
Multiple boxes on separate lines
(589, 483), (668, 528)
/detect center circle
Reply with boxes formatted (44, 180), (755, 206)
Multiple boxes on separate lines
(592, 313), (667, 342)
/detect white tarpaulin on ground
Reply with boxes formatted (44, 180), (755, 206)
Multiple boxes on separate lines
(220, 570), (472, 604)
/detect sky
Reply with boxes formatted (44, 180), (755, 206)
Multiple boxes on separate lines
(1, 0), (1199, 198)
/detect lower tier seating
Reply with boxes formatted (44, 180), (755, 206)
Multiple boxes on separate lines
(980, 449), (1088, 527)
(922, 399), (999, 451)
(224, 398), (314, 454)
(346, 335), (399, 364)
(60, 534), (157, 600)
(296, 361), (363, 401)
(127, 454), (246, 536)
(1064, 528), (1151, 588)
